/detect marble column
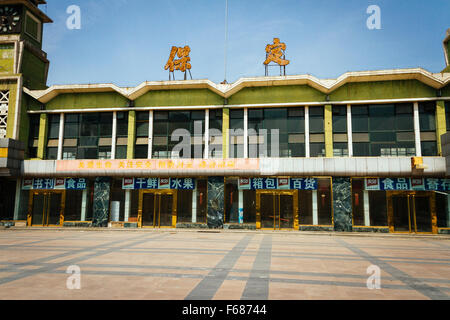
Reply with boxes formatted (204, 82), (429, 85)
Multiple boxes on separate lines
(333, 177), (352, 232)
(92, 177), (111, 227)
(207, 177), (224, 228)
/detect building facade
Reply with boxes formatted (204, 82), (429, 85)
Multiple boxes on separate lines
(1, 1), (450, 234)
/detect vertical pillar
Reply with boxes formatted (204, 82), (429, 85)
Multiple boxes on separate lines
(324, 104), (333, 158)
(37, 113), (47, 160)
(124, 190), (130, 222)
(13, 179), (21, 220)
(207, 177), (224, 228)
(364, 190), (370, 227)
(413, 102), (422, 157)
(312, 190), (318, 225)
(80, 188), (87, 221)
(148, 110), (153, 159)
(238, 189), (244, 224)
(127, 111), (136, 159)
(244, 108), (248, 158)
(305, 106), (310, 158)
(347, 104), (353, 157)
(111, 111), (117, 159)
(92, 177), (111, 227)
(57, 113), (64, 160)
(204, 109), (209, 159)
(436, 100), (446, 156)
(192, 180), (197, 223)
(332, 177), (352, 232)
(222, 108), (229, 159)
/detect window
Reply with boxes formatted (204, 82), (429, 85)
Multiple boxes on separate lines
(352, 179), (365, 226)
(248, 107), (305, 158)
(419, 102), (437, 156)
(352, 104), (415, 157)
(27, 114), (40, 158)
(116, 112), (128, 159)
(46, 114), (60, 160)
(332, 105), (347, 133)
(225, 179), (239, 223)
(153, 110), (205, 159)
(209, 109), (223, 158)
(229, 109), (244, 158)
(135, 111), (149, 159)
(61, 113), (113, 160)
(446, 102), (450, 132)
(317, 178), (332, 225)
(298, 190), (313, 225)
(309, 106), (324, 134)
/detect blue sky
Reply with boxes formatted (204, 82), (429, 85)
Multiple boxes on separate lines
(41, 0), (450, 87)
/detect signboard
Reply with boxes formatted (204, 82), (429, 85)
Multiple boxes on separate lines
(122, 178), (196, 190)
(22, 178), (87, 190)
(56, 159), (259, 172)
(364, 178), (450, 191)
(238, 178), (318, 190)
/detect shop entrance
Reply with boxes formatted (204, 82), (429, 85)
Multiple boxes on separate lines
(138, 190), (177, 228)
(387, 191), (437, 234)
(256, 190), (298, 230)
(27, 191), (65, 227)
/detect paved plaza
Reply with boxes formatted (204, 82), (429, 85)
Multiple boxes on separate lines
(0, 228), (449, 300)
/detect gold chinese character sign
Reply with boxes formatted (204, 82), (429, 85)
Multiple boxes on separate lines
(263, 38), (289, 76)
(164, 45), (193, 80)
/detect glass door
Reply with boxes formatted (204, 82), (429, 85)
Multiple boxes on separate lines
(256, 191), (298, 230)
(28, 191), (65, 227)
(138, 190), (177, 228)
(388, 191), (436, 234)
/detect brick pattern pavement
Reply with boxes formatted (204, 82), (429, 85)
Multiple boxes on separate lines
(0, 229), (448, 300)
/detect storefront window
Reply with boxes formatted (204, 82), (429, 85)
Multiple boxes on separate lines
(298, 190), (313, 225)
(317, 178), (332, 225)
(64, 190), (84, 221)
(110, 179), (125, 222)
(352, 179), (365, 226)
(243, 190), (256, 223)
(177, 190), (193, 223)
(436, 193), (450, 228)
(225, 179), (239, 223)
(196, 179), (207, 223)
(369, 191), (388, 226)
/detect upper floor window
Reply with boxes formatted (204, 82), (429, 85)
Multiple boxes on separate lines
(352, 103), (415, 157)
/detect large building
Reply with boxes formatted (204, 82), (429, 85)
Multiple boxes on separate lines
(1, 0), (450, 234)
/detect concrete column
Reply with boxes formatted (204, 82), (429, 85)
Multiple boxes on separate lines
(148, 110), (153, 159)
(13, 179), (21, 220)
(127, 111), (136, 159)
(436, 100), (446, 156)
(305, 106), (310, 158)
(192, 180), (197, 223)
(57, 113), (64, 160)
(238, 189), (244, 224)
(244, 108), (248, 158)
(324, 104), (333, 157)
(312, 190), (318, 225)
(80, 189), (87, 221)
(111, 111), (117, 159)
(37, 113), (48, 160)
(222, 108), (229, 159)
(347, 104), (353, 157)
(124, 190), (131, 222)
(204, 109), (209, 159)
(364, 190), (370, 227)
(414, 102), (422, 157)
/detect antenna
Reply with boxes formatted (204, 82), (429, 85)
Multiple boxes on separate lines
(223, 0), (229, 83)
